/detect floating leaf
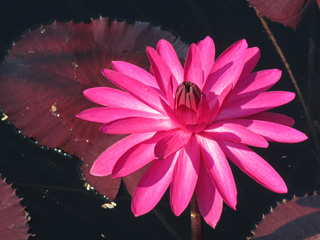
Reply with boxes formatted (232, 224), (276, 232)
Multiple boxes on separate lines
(0, 17), (188, 200)
(251, 193), (320, 239)
(0, 176), (29, 240)
(248, 0), (316, 29)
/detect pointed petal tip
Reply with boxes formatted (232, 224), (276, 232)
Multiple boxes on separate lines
(272, 182), (288, 194)
(131, 207), (142, 217)
(110, 60), (120, 69)
(287, 131), (308, 143)
(83, 88), (96, 100)
(206, 221), (217, 229)
(157, 39), (170, 46)
(260, 141), (269, 148)
(75, 111), (88, 120)
(297, 132), (308, 142)
(189, 42), (199, 51)
(224, 191), (237, 210)
(89, 166), (103, 177)
(239, 39), (248, 48)
(101, 68), (112, 77)
(203, 35), (214, 41)
(89, 166), (96, 175)
(133, 212), (140, 217)
(75, 113), (82, 119)
(89, 163), (110, 177)
(146, 46), (156, 55)
(229, 199), (237, 210)
(171, 206), (184, 217)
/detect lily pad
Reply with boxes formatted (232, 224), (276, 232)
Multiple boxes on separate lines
(248, 0), (317, 29)
(0, 176), (29, 240)
(251, 193), (320, 239)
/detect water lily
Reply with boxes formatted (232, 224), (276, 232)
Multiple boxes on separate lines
(76, 36), (307, 228)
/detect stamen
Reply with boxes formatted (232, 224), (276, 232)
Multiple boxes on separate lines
(174, 81), (202, 125)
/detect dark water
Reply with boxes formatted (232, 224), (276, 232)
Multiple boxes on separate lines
(0, 0), (319, 239)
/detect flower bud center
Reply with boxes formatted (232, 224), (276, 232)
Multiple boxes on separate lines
(174, 81), (202, 125)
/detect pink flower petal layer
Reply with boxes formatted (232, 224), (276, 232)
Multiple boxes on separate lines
(205, 122), (269, 148)
(231, 69), (282, 99)
(197, 36), (215, 80)
(203, 39), (247, 95)
(132, 153), (178, 216)
(84, 87), (158, 113)
(196, 134), (237, 209)
(239, 47), (260, 78)
(154, 130), (192, 159)
(76, 107), (166, 123)
(219, 119), (307, 143)
(218, 140), (288, 193)
(246, 112), (295, 127)
(100, 117), (176, 134)
(112, 130), (177, 177)
(184, 44), (203, 87)
(196, 160), (223, 228)
(170, 136), (200, 216)
(147, 47), (174, 97)
(111, 61), (158, 88)
(217, 91), (295, 120)
(156, 39), (184, 84)
(90, 132), (155, 176)
(102, 69), (165, 114)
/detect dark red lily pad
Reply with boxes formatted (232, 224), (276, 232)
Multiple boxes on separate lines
(251, 193), (320, 239)
(0, 176), (29, 240)
(248, 0), (316, 29)
(0, 17), (188, 200)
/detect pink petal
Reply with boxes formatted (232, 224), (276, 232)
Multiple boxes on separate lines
(205, 122), (269, 148)
(132, 152), (178, 216)
(217, 91), (295, 121)
(209, 84), (233, 123)
(147, 47), (175, 98)
(122, 164), (150, 197)
(156, 39), (184, 84)
(217, 140), (288, 193)
(196, 95), (210, 125)
(195, 160), (223, 228)
(112, 61), (158, 88)
(76, 107), (166, 123)
(154, 129), (192, 159)
(90, 132), (155, 176)
(170, 136), (200, 216)
(197, 36), (215, 80)
(166, 76), (175, 109)
(101, 69), (165, 114)
(84, 87), (158, 113)
(246, 112), (295, 126)
(112, 130), (177, 177)
(184, 44), (203, 88)
(239, 47), (260, 78)
(202, 39), (248, 95)
(159, 96), (182, 127)
(100, 117), (176, 134)
(185, 122), (207, 133)
(196, 134), (237, 209)
(218, 119), (308, 143)
(231, 69), (282, 99)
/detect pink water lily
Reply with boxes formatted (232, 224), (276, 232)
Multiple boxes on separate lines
(76, 36), (307, 228)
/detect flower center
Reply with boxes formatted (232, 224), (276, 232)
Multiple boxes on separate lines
(174, 81), (202, 125)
